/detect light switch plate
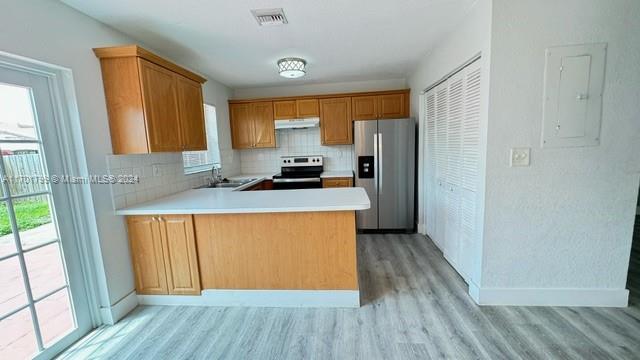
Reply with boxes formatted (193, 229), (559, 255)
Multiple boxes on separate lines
(152, 164), (161, 177)
(510, 148), (531, 167)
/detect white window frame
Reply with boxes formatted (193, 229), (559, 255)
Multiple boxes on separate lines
(183, 104), (220, 174)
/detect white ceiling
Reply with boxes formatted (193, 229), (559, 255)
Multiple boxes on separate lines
(62, 0), (476, 88)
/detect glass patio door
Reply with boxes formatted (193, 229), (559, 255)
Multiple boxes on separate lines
(0, 66), (92, 358)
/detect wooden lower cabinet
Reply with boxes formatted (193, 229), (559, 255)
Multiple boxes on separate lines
(126, 215), (200, 295)
(127, 216), (168, 295)
(194, 212), (358, 290)
(323, 177), (353, 188)
(245, 179), (274, 191)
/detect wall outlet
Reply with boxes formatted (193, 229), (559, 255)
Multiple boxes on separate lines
(510, 148), (531, 167)
(152, 164), (162, 177)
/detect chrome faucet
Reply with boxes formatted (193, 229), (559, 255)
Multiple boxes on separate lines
(210, 164), (222, 185)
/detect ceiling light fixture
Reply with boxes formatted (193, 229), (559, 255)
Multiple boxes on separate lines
(278, 58), (306, 78)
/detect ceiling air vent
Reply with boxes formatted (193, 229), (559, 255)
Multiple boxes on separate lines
(251, 8), (288, 26)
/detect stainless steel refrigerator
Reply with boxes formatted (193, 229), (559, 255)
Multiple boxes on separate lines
(353, 118), (415, 230)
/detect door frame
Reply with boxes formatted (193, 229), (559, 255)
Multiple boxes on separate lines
(0, 51), (103, 357)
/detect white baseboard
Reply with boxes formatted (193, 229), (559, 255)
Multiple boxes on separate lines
(99, 291), (138, 325)
(417, 223), (426, 234)
(138, 290), (361, 308)
(468, 284), (629, 307)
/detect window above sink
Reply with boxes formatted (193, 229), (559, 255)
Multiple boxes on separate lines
(183, 104), (221, 174)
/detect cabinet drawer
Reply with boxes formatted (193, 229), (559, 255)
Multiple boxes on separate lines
(323, 177), (354, 188)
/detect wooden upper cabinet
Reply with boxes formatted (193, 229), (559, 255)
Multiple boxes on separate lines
(352, 95), (378, 120)
(94, 45), (207, 154)
(138, 59), (182, 152)
(352, 91), (409, 120)
(229, 89), (409, 148)
(296, 99), (319, 118)
(252, 102), (276, 148)
(273, 100), (297, 119)
(176, 76), (207, 151)
(127, 216), (169, 295)
(273, 99), (319, 119)
(159, 215), (200, 295)
(378, 92), (408, 119)
(230, 103), (254, 149)
(320, 97), (352, 145)
(230, 101), (276, 149)
(126, 215), (201, 295)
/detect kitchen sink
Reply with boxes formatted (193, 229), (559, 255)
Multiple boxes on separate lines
(195, 178), (258, 189)
(211, 182), (243, 188)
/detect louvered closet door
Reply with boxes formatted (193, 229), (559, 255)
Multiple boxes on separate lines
(434, 82), (448, 249)
(459, 60), (482, 279)
(424, 91), (437, 240)
(444, 72), (464, 271)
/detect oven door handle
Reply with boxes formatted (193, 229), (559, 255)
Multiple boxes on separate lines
(272, 177), (322, 183)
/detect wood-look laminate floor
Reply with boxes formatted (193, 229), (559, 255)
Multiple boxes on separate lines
(60, 234), (640, 360)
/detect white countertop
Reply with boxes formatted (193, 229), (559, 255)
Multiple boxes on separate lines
(320, 170), (354, 178)
(115, 187), (370, 215)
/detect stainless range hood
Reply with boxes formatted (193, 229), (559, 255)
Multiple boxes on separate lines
(274, 117), (320, 130)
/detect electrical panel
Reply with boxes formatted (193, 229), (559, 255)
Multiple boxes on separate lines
(542, 43), (606, 148)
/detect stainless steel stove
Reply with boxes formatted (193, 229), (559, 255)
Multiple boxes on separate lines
(272, 155), (323, 190)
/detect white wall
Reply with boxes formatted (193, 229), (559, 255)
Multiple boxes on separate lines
(0, 0), (235, 318)
(202, 81), (241, 178)
(233, 78), (407, 99)
(479, 0), (640, 303)
(407, 0), (492, 286)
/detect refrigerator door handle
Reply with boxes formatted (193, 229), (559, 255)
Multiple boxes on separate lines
(373, 133), (378, 191)
(378, 133), (383, 191)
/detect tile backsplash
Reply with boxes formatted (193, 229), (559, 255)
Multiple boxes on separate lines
(240, 128), (354, 174)
(106, 153), (210, 209)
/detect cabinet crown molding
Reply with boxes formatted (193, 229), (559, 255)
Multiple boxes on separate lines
(94, 45), (207, 84)
(228, 89), (410, 104)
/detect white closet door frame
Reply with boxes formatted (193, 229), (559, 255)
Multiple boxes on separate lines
(421, 55), (483, 283)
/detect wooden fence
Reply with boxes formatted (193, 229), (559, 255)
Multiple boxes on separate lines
(2, 153), (48, 201)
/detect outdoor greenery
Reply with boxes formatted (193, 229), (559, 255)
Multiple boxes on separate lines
(0, 200), (51, 236)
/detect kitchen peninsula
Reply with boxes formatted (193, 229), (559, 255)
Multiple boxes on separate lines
(116, 184), (370, 307)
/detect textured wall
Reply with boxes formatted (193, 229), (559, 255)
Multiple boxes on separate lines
(482, 0), (640, 289)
